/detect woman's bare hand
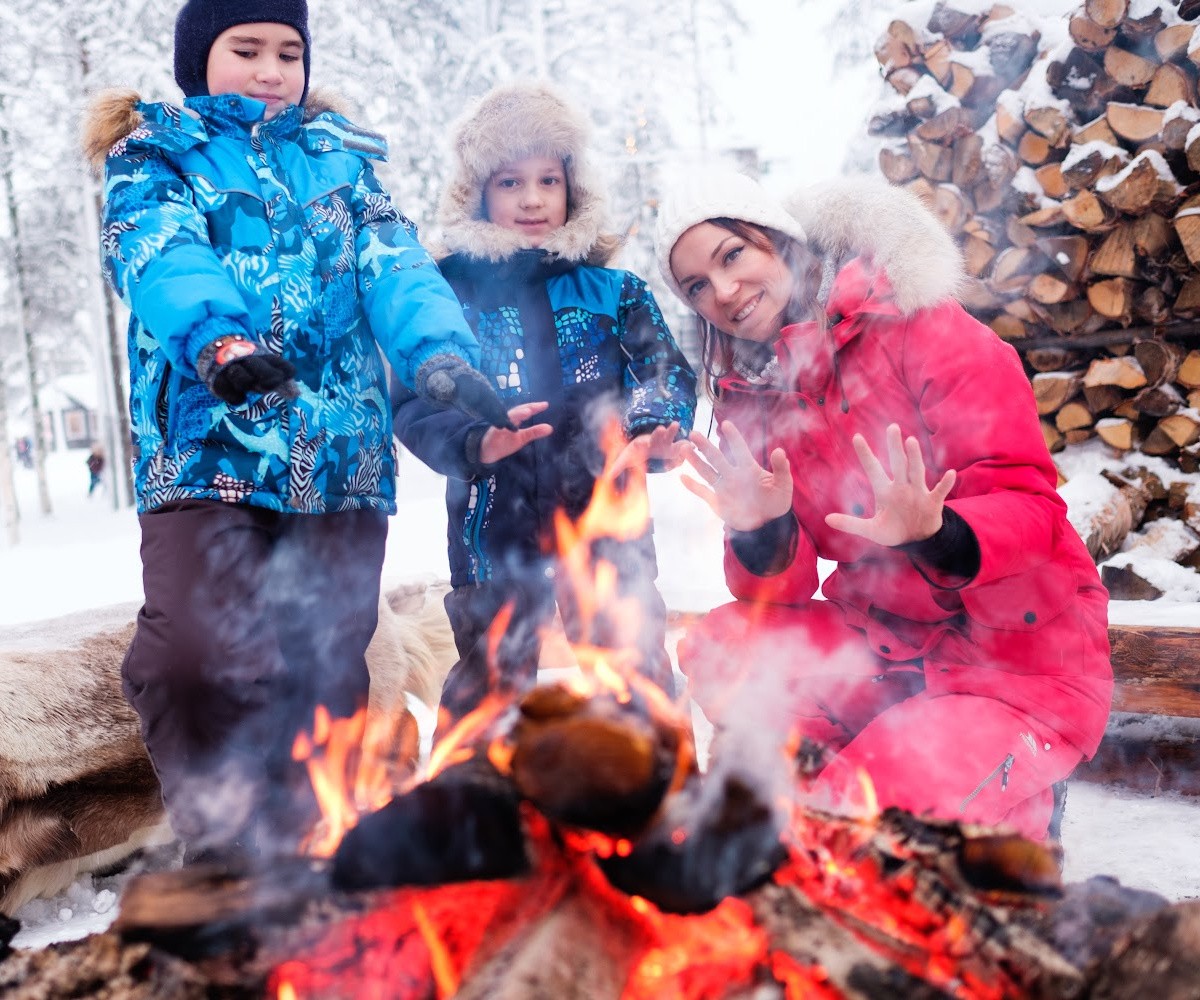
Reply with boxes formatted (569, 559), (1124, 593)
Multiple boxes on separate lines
(824, 423), (956, 546)
(680, 421), (793, 531)
(478, 401), (553, 464)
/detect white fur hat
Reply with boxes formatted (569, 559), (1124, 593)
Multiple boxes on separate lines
(437, 79), (618, 264)
(654, 167), (808, 303)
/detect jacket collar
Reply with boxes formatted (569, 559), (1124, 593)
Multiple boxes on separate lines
(181, 94), (303, 139)
(81, 88), (381, 173)
(774, 257), (902, 395)
(442, 248), (576, 282)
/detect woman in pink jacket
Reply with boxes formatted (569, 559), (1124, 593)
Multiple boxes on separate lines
(655, 169), (1111, 840)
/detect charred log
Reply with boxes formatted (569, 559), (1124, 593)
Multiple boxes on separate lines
(3, 800), (1200, 999)
(597, 768), (787, 914)
(331, 757), (529, 892)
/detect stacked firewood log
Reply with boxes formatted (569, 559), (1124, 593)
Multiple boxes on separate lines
(872, 0), (1200, 594)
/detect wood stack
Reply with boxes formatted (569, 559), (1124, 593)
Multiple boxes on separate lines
(872, 0), (1200, 594)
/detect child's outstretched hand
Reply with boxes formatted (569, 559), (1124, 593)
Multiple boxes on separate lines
(824, 424), (956, 547)
(479, 401), (553, 464)
(611, 422), (689, 477)
(681, 422), (793, 532)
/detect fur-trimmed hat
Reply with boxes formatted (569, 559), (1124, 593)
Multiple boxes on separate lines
(437, 79), (620, 265)
(173, 0), (311, 104)
(653, 166), (807, 304)
(656, 168), (965, 316)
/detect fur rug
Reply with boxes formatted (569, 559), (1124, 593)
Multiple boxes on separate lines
(0, 579), (456, 915)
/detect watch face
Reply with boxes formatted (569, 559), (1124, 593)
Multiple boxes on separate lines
(215, 340), (257, 365)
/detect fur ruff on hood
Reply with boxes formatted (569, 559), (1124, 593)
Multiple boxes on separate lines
(435, 80), (621, 266)
(80, 87), (355, 175)
(655, 168), (963, 318)
(784, 176), (963, 316)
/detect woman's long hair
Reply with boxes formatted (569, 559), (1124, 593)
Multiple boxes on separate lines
(692, 219), (820, 399)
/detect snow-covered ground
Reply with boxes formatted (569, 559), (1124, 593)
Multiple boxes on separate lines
(2, 440), (1200, 951)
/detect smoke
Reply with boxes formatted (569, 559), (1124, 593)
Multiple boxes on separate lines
(167, 507), (388, 857)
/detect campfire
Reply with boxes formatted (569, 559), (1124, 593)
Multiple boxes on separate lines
(3, 426), (1198, 999)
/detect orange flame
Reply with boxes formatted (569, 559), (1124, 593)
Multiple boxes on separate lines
(551, 419), (652, 693)
(857, 766), (880, 820)
(623, 896), (767, 1000)
(412, 901), (459, 999)
(291, 703), (409, 857)
(266, 418), (1029, 999)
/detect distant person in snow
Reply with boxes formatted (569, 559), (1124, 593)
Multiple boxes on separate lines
(392, 81), (697, 735)
(655, 168), (1111, 841)
(86, 444), (105, 497)
(81, 0), (510, 866)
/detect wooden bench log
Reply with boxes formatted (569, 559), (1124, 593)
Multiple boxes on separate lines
(1108, 625), (1200, 716)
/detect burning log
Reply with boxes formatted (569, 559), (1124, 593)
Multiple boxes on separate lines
(6, 799), (1200, 999)
(330, 675), (729, 907)
(11, 654), (1185, 999)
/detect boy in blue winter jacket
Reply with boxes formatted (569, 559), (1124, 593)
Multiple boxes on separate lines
(82, 0), (510, 864)
(393, 81), (697, 732)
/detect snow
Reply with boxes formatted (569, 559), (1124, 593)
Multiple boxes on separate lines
(3, 435), (1200, 951)
(1095, 149), (1183, 195)
(1061, 140), (1127, 172)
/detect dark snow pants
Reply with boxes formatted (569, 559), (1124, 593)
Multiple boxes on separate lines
(121, 499), (387, 856)
(438, 528), (676, 732)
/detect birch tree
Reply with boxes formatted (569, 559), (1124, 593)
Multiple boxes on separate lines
(0, 357), (19, 546)
(0, 113), (53, 516)
(0, 0), (751, 526)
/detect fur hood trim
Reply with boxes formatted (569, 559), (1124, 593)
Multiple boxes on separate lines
(436, 80), (620, 266)
(785, 177), (963, 316)
(80, 87), (355, 174)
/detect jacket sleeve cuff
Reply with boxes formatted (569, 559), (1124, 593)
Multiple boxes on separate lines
(184, 317), (252, 376)
(463, 425), (489, 473)
(729, 511), (799, 577)
(897, 506), (980, 588)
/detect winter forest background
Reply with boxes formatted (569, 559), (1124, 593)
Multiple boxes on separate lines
(4, 0), (1200, 952)
(0, 0), (886, 528)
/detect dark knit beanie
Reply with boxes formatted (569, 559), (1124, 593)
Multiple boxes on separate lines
(173, 0), (311, 103)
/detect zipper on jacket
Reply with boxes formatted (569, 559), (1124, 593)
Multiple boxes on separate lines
(960, 753), (1015, 813)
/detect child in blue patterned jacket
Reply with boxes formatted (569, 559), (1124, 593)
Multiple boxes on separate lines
(393, 81), (697, 733)
(81, 0), (510, 865)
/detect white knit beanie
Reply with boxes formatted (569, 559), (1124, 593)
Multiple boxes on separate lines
(654, 167), (808, 304)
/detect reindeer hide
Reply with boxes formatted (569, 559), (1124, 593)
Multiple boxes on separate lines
(0, 579), (456, 915)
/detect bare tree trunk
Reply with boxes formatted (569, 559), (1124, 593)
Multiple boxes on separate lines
(74, 33), (134, 509)
(0, 371), (19, 547)
(101, 265), (134, 508)
(80, 184), (134, 510)
(0, 116), (52, 517)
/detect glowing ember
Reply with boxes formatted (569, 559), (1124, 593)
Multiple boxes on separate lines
(770, 953), (842, 1000)
(412, 901), (458, 999)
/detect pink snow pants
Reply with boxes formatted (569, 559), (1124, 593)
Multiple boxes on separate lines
(677, 600), (1083, 841)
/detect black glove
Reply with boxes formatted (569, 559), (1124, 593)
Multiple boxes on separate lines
(196, 335), (299, 405)
(414, 353), (515, 429)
